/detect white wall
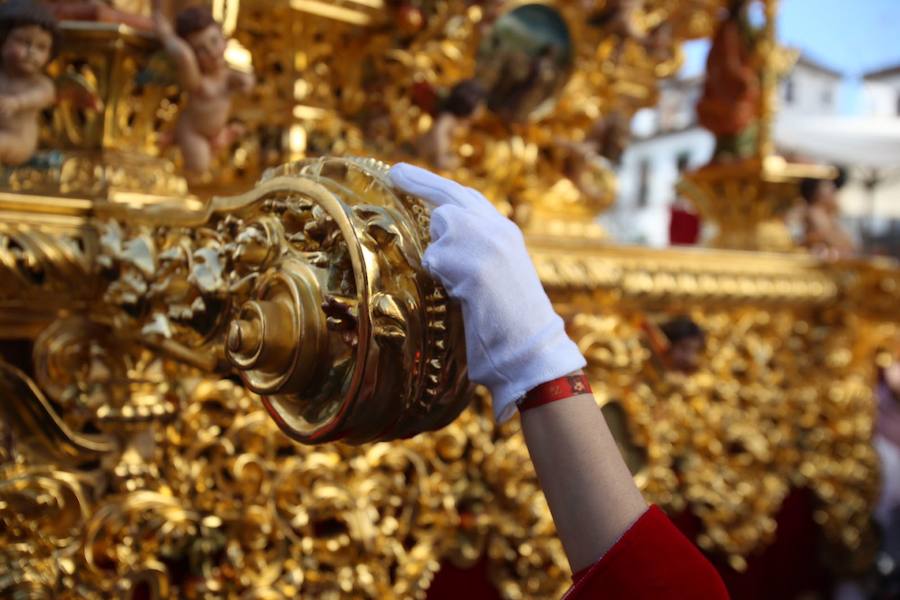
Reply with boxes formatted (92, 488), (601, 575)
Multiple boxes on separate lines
(862, 73), (900, 118)
(840, 176), (900, 222)
(781, 67), (842, 115)
(657, 81), (703, 131)
(609, 128), (715, 246)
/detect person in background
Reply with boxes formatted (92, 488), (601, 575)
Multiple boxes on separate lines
(388, 163), (728, 599)
(417, 78), (485, 171)
(669, 154), (702, 245)
(660, 315), (706, 374)
(835, 354), (900, 600)
(801, 171), (856, 259)
(875, 357), (900, 548)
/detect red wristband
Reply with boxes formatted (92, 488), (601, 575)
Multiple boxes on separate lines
(518, 373), (592, 412)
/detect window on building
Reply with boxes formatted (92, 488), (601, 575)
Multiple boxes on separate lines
(784, 77), (795, 104)
(896, 93), (900, 116)
(637, 160), (651, 208)
(822, 87), (832, 107)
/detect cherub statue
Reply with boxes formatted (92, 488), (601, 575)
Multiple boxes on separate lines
(0, 0), (57, 167)
(417, 79), (485, 171)
(151, 0), (254, 181)
(554, 110), (630, 202)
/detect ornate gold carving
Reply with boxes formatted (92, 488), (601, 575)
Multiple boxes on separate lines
(0, 359), (114, 464)
(0, 154), (482, 597)
(220, 157), (471, 443)
(568, 307), (882, 572)
(0, 375), (555, 599)
(228, 0), (723, 235)
(2, 157), (469, 445)
(0, 1), (896, 597)
(0, 215), (96, 336)
(531, 237), (839, 304)
(0, 22), (190, 203)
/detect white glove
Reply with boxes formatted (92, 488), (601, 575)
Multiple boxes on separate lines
(389, 163), (586, 422)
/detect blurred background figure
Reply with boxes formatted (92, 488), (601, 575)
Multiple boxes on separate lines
(476, 3), (573, 123)
(669, 154), (702, 245)
(875, 357), (900, 516)
(659, 316), (705, 374)
(875, 356), (900, 545)
(418, 78), (486, 171)
(553, 110), (630, 206)
(800, 171), (857, 259)
(836, 353), (900, 600)
(873, 358), (900, 598)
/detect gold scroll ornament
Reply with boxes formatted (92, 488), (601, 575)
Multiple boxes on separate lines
(220, 157), (471, 443)
(0, 156), (471, 448)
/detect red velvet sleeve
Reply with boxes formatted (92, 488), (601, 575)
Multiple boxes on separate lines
(563, 506), (729, 599)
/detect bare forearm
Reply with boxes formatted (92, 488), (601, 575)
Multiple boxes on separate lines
(521, 392), (647, 573)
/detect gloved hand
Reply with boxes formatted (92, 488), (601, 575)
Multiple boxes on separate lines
(389, 163), (586, 422)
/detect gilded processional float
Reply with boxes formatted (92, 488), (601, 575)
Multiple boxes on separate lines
(0, 0), (896, 598)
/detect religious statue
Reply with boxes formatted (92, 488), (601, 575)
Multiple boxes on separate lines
(151, 0), (255, 181)
(48, 0), (153, 30)
(695, 0), (761, 162)
(482, 43), (566, 122)
(0, 0), (57, 167)
(476, 4), (572, 123)
(479, 44), (528, 114)
(418, 78), (485, 170)
(508, 44), (563, 120)
(553, 110), (629, 203)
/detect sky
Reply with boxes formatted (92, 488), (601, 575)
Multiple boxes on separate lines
(680, 0), (900, 114)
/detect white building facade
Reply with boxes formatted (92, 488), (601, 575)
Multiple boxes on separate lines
(854, 65), (900, 251)
(781, 56), (843, 115)
(862, 66), (900, 118)
(607, 55), (843, 247)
